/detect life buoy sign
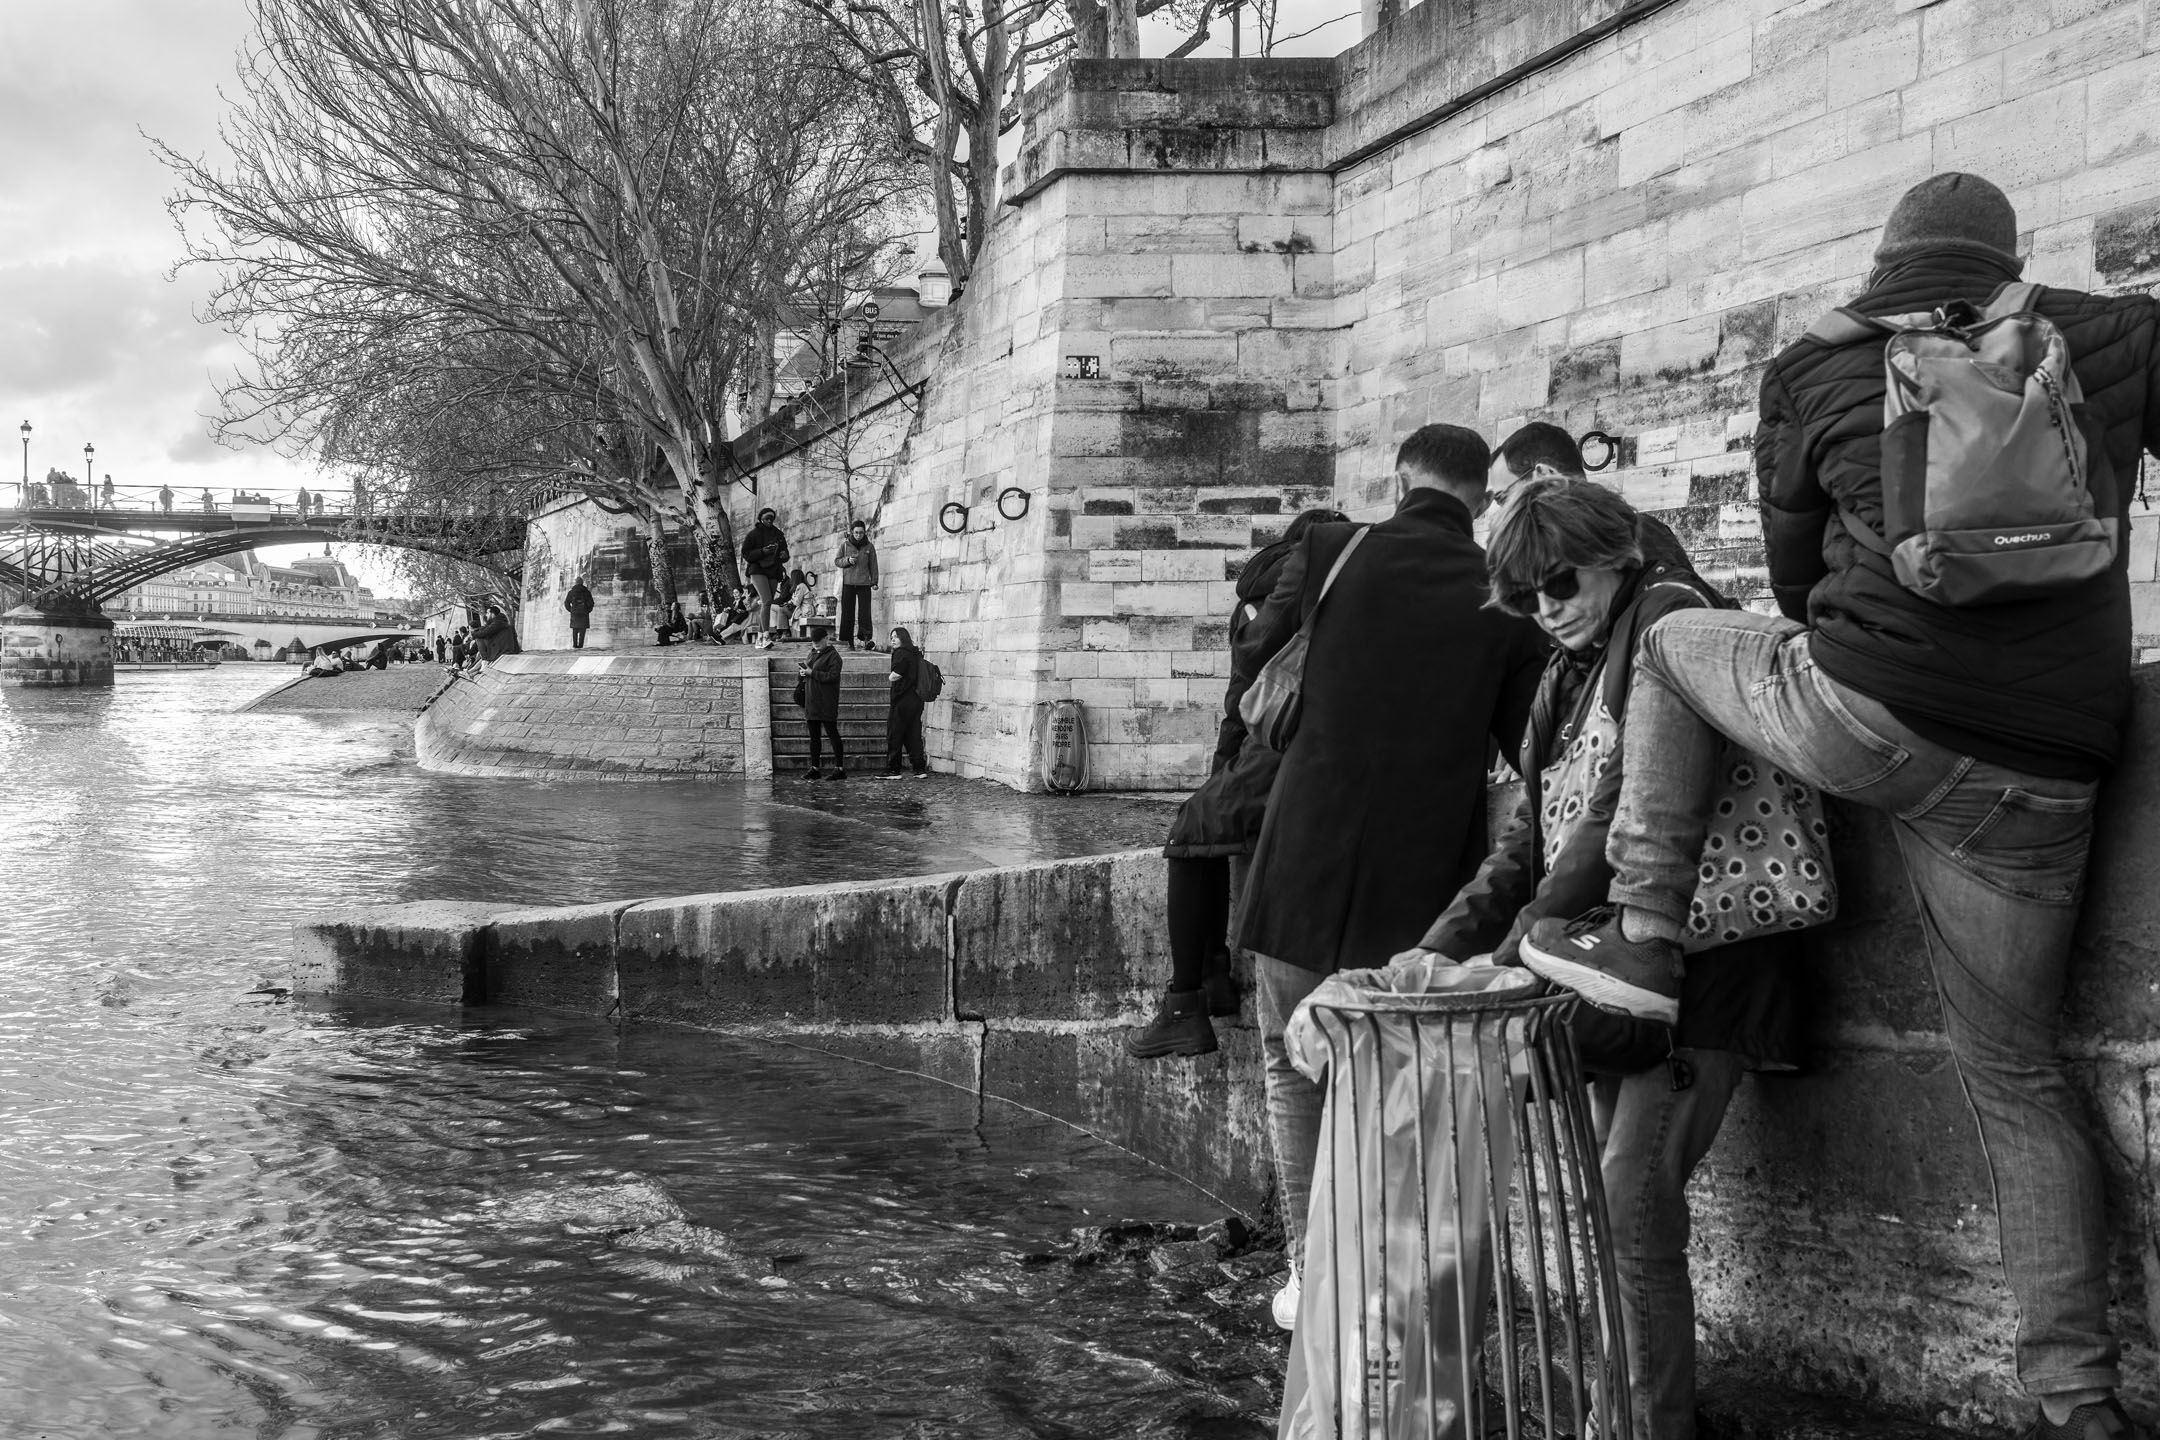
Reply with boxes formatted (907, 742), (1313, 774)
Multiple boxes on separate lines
(1040, 699), (1089, 793)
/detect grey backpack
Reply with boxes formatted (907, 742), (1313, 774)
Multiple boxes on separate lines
(1807, 281), (2115, 606)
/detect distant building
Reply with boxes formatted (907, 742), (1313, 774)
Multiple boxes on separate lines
(109, 552), (412, 623)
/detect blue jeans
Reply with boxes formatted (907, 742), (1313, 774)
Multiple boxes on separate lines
(1591, 1049), (1745, 1440)
(1606, 608), (2114, 1398)
(1258, 955), (1326, 1271)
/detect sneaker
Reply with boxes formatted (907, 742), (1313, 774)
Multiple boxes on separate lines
(1123, 990), (1216, 1059)
(1519, 908), (1683, 1024)
(1272, 1273), (1300, 1332)
(825, 767), (848, 781)
(911, 770), (930, 780)
(2027, 1399), (2147, 1440)
(1202, 968), (1239, 1018)
(877, 769), (907, 780)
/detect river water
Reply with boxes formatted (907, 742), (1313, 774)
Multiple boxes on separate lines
(0, 667), (1278, 1438)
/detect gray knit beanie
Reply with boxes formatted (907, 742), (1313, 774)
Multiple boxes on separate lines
(1874, 172), (2022, 271)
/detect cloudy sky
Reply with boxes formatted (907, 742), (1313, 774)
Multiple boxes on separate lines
(0, 1), (294, 500)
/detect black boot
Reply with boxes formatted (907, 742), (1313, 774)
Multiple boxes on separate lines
(1202, 967), (1240, 1018)
(1125, 990), (1216, 1059)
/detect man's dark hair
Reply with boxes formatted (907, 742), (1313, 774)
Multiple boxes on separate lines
(1394, 424), (1490, 489)
(1498, 421), (1584, 479)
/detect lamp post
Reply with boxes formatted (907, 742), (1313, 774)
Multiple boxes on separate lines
(19, 420), (29, 497)
(83, 443), (94, 491)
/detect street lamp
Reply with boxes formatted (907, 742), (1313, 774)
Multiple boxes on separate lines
(83, 443), (94, 490)
(19, 420), (29, 490)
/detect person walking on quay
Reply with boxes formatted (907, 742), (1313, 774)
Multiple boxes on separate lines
(157, 484), (173, 515)
(834, 519), (879, 650)
(797, 623), (845, 779)
(1125, 504), (1349, 1060)
(1236, 423), (1547, 1329)
(564, 577), (594, 649)
(472, 604), (520, 663)
(1517, 174), (2160, 1440)
(741, 507), (790, 642)
(881, 625), (931, 778)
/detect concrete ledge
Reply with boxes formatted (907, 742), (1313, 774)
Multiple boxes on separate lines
(487, 901), (634, 1013)
(953, 850), (1170, 1019)
(617, 876), (958, 1028)
(293, 900), (499, 1005)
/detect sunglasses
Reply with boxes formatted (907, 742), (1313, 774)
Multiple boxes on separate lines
(1499, 567), (1581, 615)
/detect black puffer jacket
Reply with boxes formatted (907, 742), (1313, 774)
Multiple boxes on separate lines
(1161, 535), (1304, 860)
(1758, 252), (2160, 778)
(1420, 521), (1806, 1071)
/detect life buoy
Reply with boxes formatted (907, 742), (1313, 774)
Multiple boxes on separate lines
(1039, 699), (1088, 793)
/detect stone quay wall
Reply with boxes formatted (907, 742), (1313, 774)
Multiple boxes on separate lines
(317, 667), (2160, 1425)
(414, 650), (764, 779)
(519, 0), (2160, 785)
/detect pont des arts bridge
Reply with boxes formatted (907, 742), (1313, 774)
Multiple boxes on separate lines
(295, 664), (2160, 1433)
(0, 486), (519, 686)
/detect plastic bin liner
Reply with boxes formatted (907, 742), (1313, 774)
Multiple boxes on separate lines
(1279, 960), (1540, 1440)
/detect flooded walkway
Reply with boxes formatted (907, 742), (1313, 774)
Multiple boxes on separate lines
(0, 667), (1278, 1437)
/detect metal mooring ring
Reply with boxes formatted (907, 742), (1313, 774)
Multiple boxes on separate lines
(996, 487), (1031, 521)
(938, 501), (970, 535)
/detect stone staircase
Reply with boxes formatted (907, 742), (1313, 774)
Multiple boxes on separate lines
(767, 647), (890, 774)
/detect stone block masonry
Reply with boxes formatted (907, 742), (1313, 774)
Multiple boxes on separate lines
(415, 650), (751, 778)
(297, 665), (2160, 1427)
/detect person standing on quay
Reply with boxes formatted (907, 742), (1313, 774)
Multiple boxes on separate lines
(564, 577), (594, 649)
(882, 625), (930, 778)
(741, 507), (790, 642)
(798, 624), (845, 779)
(834, 519), (879, 651)
(1236, 423), (1547, 1328)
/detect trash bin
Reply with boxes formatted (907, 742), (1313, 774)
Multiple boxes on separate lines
(1280, 959), (1633, 1440)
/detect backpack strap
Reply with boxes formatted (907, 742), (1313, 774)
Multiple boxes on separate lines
(1838, 508), (1894, 556)
(1983, 280), (2045, 320)
(1310, 526), (1371, 613)
(1805, 308), (1894, 346)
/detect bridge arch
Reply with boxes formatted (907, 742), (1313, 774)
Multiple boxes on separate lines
(2, 514), (520, 606)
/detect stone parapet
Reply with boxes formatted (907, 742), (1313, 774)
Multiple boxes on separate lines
(1, 605), (115, 688)
(414, 649), (754, 778)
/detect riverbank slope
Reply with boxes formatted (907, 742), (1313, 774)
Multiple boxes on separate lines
(244, 665), (451, 715)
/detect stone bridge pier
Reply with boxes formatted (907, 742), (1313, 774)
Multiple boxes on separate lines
(1, 602), (114, 687)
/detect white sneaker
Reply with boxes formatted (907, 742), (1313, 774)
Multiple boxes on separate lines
(1272, 1273), (1300, 1331)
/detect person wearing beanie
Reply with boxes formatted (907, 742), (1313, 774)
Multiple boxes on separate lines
(739, 506), (790, 642)
(1518, 172), (2160, 1439)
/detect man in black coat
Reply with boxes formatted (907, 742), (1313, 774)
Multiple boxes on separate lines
(1237, 423), (1547, 1317)
(1520, 174), (2160, 1439)
(564, 578), (594, 649)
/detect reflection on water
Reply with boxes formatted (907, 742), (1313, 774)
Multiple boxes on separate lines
(0, 670), (1271, 1437)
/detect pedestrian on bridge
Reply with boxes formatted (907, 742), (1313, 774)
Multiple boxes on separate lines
(200, 489), (214, 513)
(99, 476), (114, 509)
(297, 486), (311, 516)
(158, 485), (173, 515)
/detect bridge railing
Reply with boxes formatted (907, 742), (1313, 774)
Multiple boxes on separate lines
(2, 482), (363, 517)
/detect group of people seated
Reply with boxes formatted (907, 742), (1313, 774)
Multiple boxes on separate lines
(1128, 174), (2160, 1440)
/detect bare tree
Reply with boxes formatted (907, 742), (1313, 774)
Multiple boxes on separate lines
(166, 0), (914, 610)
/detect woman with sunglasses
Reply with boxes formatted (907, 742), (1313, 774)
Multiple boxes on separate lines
(1391, 471), (1804, 1440)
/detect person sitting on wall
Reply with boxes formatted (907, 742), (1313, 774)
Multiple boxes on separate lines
(1394, 474), (1805, 1440)
(1517, 173), (2160, 1440)
(472, 605), (520, 663)
(654, 598), (689, 646)
(713, 589), (755, 645)
(1123, 505), (1349, 1060)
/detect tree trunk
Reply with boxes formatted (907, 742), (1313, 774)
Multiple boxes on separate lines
(1069, 0), (1108, 57)
(644, 511), (677, 607)
(1108, 0), (1140, 57)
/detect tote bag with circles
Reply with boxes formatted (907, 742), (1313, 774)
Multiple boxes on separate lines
(1684, 741), (1837, 952)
